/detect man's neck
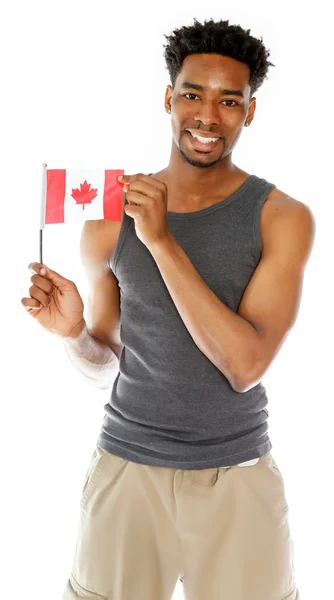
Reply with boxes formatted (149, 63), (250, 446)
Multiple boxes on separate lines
(156, 163), (249, 212)
(163, 147), (245, 196)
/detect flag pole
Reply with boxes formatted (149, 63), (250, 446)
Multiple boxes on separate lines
(40, 163), (47, 264)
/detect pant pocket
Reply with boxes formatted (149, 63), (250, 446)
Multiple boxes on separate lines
(80, 447), (127, 514)
(80, 448), (100, 507)
(63, 572), (108, 599)
(262, 452), (289, 509)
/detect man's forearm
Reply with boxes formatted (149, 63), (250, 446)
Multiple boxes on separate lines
(149, 233), (259, 391)
(62, 322), (119, 389)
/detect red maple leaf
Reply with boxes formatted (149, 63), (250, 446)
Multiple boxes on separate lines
(71, 180), (98, 209)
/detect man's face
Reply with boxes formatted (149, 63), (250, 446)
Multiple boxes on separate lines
(165, 53), (255, 169)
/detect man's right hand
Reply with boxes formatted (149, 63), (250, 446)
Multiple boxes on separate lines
(21, 263), (85, 338)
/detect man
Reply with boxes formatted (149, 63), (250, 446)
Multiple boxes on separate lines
(22, 17), (315, 600)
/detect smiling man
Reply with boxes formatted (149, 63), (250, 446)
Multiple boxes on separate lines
(168, 61), (254, 173)
(22, 17), (314, 600)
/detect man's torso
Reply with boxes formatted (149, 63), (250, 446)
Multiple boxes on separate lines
(103, 170), (298, 269)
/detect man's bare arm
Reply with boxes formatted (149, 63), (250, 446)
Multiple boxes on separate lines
(148, 197), (315, 392)
(63, 321), (119, 390)
(62, 220), (122, 390)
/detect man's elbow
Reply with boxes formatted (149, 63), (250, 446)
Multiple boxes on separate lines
(233, 363), (263, 393)
(83, 373), (114, 391)
(233, 378), (258, 393)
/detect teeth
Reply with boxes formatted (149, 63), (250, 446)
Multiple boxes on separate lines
(189, 132), (219, 143)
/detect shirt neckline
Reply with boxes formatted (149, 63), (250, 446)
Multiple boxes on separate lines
(148, 173), (255, 219)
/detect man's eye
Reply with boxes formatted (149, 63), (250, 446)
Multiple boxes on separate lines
(223, 100), (238, 107)
(183, 94), (238, 107)
(183, 93), (199, 100)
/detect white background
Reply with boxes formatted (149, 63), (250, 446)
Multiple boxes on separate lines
(1, 1), (333, 599)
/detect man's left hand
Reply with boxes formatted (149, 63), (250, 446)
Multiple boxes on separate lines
(118, 173), (171, 251)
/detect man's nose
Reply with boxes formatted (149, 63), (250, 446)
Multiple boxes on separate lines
(193, 103), (221, 126)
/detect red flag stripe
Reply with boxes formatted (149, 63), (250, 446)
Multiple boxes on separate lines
(46, 170), (66, 224)
(103, 170), (124, 221)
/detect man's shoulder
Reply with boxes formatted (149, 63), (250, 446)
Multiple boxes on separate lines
(261, 187), (316, 251)
(264, 186), (314, 222)
(81, 219), (123, 273)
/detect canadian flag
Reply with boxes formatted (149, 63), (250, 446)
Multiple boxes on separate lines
(42, 169), (124, 226)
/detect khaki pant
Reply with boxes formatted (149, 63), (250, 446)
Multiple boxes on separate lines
(63, 446), (299, 600)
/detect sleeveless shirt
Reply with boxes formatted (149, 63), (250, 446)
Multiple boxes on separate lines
(96, 173), (276, 469)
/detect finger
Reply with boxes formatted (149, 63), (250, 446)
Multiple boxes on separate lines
(126, 179), (163, 199)
(117, 175), (131, 184)
(147, 175), (167, 192)
(121, 173), (166, 194)
(117, 174), (146, 186)
(125, 190), (148, 206)
(30, 273), (54, 294)
(28, 263), (72, 288)
(123, 204), (139, 217)
(28, 262), (45, 275)
(21, 297), (42, 311)
(28, 284), (51, 307)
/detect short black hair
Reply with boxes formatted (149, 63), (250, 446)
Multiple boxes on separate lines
(163, 18), (275, 97)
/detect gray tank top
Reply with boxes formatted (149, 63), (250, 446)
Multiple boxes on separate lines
(96, 173), (276, 469)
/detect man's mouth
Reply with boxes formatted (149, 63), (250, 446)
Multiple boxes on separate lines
(184, 130), (222, 153)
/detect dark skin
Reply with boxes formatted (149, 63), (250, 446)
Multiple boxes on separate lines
(22, 52), (315, 392)
(158, 53), (256, 210)
(116, 52), (314, 390)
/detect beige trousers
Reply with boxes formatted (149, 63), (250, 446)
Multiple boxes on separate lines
(63, 446), (299, 600)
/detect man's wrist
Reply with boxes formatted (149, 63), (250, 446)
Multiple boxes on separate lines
(65, 319), (86, 340)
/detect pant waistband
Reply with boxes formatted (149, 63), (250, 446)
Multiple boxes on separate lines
(236, 457), (260, 468)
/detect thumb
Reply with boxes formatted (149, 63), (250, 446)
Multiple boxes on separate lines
(28, 262), (71, 287)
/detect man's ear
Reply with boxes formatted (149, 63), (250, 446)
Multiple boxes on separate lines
(164, 85), (173, 112)
(248, 96), (257, 123)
